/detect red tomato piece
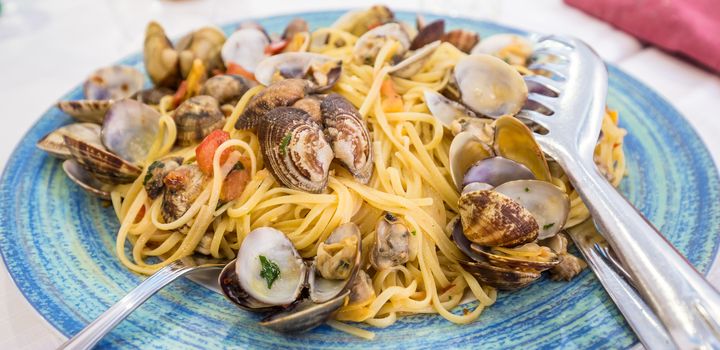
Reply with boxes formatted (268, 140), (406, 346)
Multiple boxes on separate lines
(195, 130), (231, 175)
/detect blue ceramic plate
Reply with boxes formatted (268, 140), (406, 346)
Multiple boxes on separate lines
(1, 11), (719, 350)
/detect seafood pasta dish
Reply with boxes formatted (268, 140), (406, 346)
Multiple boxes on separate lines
(37, 5), (626, 338)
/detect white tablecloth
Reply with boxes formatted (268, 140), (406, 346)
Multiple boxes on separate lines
(0, 0), (718, 348)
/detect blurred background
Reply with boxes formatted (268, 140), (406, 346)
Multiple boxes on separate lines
(0, 0), (718, 348)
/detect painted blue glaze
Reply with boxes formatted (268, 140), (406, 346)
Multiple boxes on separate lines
(1, 10), (719, 350)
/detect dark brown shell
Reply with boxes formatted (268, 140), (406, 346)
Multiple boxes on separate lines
(131, 87), (174, 105)
(162, 164), (207, 222)
(292, 96), (324, 124)
(37, 123), (102, 159)
(442, 29), (479, 53)
(458, 190), (538, 247)
(57, 100), (112, 124)
(173, 95), (225, 146)
(143, 157), (183, 199)
(63, 135), (141, 184)
(321, 94), (373, 184)
(410, 19), (444, 50)
(200, 74), (256, 106)
(258, 107), (334, 193)
(235, 79), (310, 130)
(282, 18), (309, 41)
(470, 244), (560, 272)
(459, 259), (541, 290)
(144, 21), (180, 88)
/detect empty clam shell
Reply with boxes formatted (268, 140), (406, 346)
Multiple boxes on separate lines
(321, 94), (373, 184)
(37, 123), (102, 159)
(235, 79), (310, 130)
(102, 99), (161, 165)
(254, 52), (342, 91)
(442, 29), (479, 53)
(144, 21), (180, 88)
(258, 107), (334, 193)
(84, 65), (144, 101)
(57, 100), (113, 124)
(494, 179), (570, 239)
(462, 156), (535, 188)
(454, 54), (528, 117)
(173, 95), (225, 146)
(410, 19), (444, 50)
(62, 159), (114, 199)
(458, 189), (538, 247)
(492, 116), (551, 181)
(259, 290), (349, 333)
(353, 23), (410, 65)
(221, 27), (270, 73)
(459, 258), (541, 290)
(63, 134), (141, 184)
(449, 131), (493, 190)
(389, 40), (441, 79)
(200, 74), (256, 106)
(424, 89), (477, 129)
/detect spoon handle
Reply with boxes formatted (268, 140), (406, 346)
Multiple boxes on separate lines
(560, 156), (720, 349)
(57, 261), (198, 350)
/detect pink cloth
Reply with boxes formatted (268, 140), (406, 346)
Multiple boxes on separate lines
(565, 0), (720, 72)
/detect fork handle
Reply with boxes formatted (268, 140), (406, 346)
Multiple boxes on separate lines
(561, 156), (720, 349)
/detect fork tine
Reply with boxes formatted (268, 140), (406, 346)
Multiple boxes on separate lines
(517, 109), (548, 123)
(528, 62), (568, 79)
(524, 75), (563, 95)
(537, 34), (576, 49)
(532, 46), (572, 60)
(526, 92), (558, 110)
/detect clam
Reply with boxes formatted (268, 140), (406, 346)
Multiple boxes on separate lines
(423, 89), (477, 129)
(161, 164), (207, 222)
(254, 52), (342, 91)
(57, 100), (112, 124)
(470, 243), (560, 272)
(492, 116), (551, 181)
(220, 224), (361, 333)
(458, 258), (542, 290)
(462, 157), (535, 188)
(172, 95), (225, 146)
(63, 133), (141, 184)
(461, 182), (494, 194)
(131, 87), (175, 105)
(348, 269), (375, 305)
(257, 107), (334, 193)
(370, 212), (410, 270)
(494, 180), (569, 239)
(37, 123), (102, 159)
(454, 54), (528, 117)
(176, 26), (226, 78)
(352, 23), (410, 65)
(470, 34), (534, 66)
(281, 18), (311, 53)
(292, 96), (323, 123)
(332, 5), (394, 36)
(389, 40), (441, 79)
(321, 94), (373, 184)
(448, 131), (493, 190)
(62, 159), (114, 199)
(143, 157), (183, 199)
(102, 99), (161, 164)
(458, 189), (538, 247)
(410, 20), (444, 50)
(199, 74), (256, 106)
(282, 18), (309, 42)
(221, 27), (270, 73)
(144, 21), (180, 88)
(84, 65), (144, 101)
(235, 79), (310, 130)
(442, 29), (479, 53)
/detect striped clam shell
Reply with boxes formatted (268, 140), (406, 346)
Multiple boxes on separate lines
(321, 94), (373, 184)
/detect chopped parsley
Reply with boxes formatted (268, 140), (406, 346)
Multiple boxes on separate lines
(258, 255), (281, 289)
(279, 132), (292, 155)
(232, 161), (245, 171)
(143, 161), (165, 185)
(543, 223), (555, 230)
(524, 187), (529, 192)
(410, 230), (417, 236)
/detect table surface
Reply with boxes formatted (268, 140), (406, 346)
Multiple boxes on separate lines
(1, 0), (719, 349)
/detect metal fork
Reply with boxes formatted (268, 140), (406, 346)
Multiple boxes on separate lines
(519, 35), (720, 349)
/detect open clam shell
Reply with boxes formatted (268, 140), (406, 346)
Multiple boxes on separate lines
(200, 74), (256, 106)
(424, 89), (478, 129)
(493, 116), (551, 181)
(257, 107), (334, 193)
(221, 27), (269, 73)
(57, 100), (112, 124)
(370, 212), (410, 270)
(458, 189), (539, 247)
(459, 258), (541, 290)
(454, 54), (528, 117)
(321, 94), (373, 184)
(37, 123), (102, 159)
(462, 156), (535, 188)
(448, 131), (493, 190)
(176, 26), (226, 78)
(254, 52), (342, 91)
(494, 179), (570, 239)
(389, 40), (441, 79)
(442, 29), (479, 54)
(84, 65), (144, 101)
(470, 243), (560, 272)
(144, 21), (180, 88)
(63, 134), (141, 184)
(352, 22), (410, 65)
(259, 290), (349, 333)
(235, 79), (310, 130)
(410, 19), (444, 50)
(332, 5), (394, 36)
(102, 99), (161, 165)
(309, 223), (362, 303)
(172, 95), (226, 146)
(62, 159), (114, 199)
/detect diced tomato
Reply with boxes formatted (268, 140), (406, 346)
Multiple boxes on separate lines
(265, 40), (289, 55)
(172, 80), (188, 107)
(226, 63), (256, 81)
(220, 157), (251, 202)
(380, 79), (403, 112)
(195, 130), (231, 175)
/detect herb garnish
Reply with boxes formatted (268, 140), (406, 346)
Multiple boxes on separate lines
(524, 187), (529, 192)
(259, 255), (281, 289)
(543, 223), (555, 230)
(410, 230), (417, 236)
(279, 132), (292, 155)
